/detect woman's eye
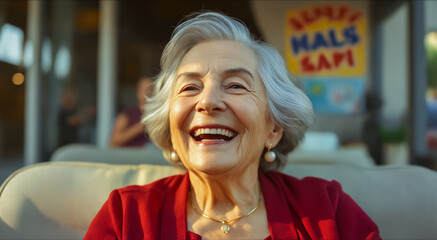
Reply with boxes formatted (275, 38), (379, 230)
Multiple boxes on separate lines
(180, 85), (198, 92)
(183, 86), (196, 91)
(230, 84), (243, 89)
(227, 83), (247, 90)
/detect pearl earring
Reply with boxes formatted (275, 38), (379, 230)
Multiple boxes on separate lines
(171, 151), (180, 162)
(264, 143), (276, 163)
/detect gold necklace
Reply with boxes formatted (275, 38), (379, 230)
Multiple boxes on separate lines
(190, 193), (261, 234)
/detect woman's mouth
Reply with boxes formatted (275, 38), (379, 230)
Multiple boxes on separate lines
(190, 127), (237, 142)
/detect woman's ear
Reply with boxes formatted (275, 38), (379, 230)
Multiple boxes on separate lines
(266, 124), (283, 148)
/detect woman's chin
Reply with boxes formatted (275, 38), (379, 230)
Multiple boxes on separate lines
(185, 155), (238, 176)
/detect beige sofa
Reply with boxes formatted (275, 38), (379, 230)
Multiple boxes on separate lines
(51, 143), (375, 167)
(50, 143), (170, 166)
(0, 150), (436, 239)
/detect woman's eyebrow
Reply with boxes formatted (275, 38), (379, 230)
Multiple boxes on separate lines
(176, 72), (203, 81)
(176, 68), (254, 81)
(223, 68), (254, 80)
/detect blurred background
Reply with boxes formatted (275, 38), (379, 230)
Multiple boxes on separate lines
(0, 0), (436, 183)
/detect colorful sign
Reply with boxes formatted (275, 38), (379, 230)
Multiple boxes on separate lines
(285, 5), (367, 76)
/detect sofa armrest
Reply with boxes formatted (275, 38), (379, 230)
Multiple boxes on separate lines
(0, 162), (184, 239)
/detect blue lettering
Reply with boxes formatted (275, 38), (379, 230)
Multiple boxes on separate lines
(329, 29), (346, 47)
(291, 26), (360, 55)
(291, 34), (309, 55)
(343, 25), (359, 45)
(311, 32), (329, 51)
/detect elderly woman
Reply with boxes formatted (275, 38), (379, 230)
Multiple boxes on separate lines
(85, 12), (380, 239)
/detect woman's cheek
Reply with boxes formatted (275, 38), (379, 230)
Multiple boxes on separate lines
(234, 95), (267, 127)
(170, 98), (191, 127)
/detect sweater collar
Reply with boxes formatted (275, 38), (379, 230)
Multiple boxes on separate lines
(161, 172), (190, 240)
(259, 171), (299, 239)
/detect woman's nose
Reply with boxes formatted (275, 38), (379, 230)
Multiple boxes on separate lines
(196, 83), (226, 113)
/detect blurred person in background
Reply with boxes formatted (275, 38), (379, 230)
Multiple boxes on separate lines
(58, 89), (95, 147)
(109, 77), (153, 147)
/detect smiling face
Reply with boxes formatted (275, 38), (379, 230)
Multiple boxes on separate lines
(169, 40), (282, 175)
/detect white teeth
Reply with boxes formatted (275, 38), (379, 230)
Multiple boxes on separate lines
(193, 128), (236, 138)
(202, 139), (225, 142)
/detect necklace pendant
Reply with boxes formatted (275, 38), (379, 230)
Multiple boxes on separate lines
(221, 224), (230, 234)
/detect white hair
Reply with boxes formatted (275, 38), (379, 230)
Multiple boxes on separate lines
(143, 11), (314, 172)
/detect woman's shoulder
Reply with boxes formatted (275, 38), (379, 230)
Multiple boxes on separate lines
(262, 172), (380, 239)
(262, 171), (343, 203)
(264, 171), (341, 190)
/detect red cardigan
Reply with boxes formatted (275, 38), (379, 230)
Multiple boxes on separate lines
(84, 171), (381, 240)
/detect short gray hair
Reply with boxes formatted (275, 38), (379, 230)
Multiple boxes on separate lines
(143, 11), (314, 172)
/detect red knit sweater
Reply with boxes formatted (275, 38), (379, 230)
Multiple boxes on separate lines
(84, 171), (381, 240)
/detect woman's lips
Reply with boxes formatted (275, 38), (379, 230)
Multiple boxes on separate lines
(190, 136), (233, 145)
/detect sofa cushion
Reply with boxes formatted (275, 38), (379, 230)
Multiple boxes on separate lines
(53, 143), (375, 167)
(50, 143), (170, 165)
